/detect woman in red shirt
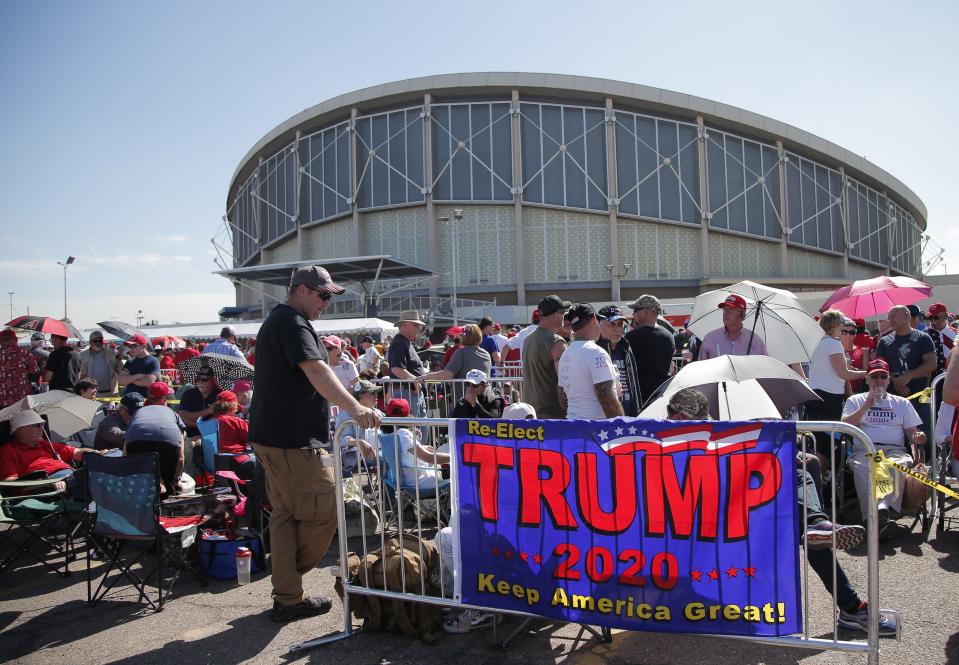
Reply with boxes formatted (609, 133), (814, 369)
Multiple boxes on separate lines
(211, 390), (255, 478)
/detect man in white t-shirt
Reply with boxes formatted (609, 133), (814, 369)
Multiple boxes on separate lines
(557, 304), (623, 419)
(500, 310), (541, 365)
(842, 358), (926, 533)
(357, 336), (382, 375)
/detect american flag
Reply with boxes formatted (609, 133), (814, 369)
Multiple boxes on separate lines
(596, 422), (764, 457)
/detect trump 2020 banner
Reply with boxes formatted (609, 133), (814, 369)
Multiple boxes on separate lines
(453, 418), (800, 637)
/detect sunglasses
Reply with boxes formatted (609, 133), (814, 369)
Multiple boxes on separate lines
(195, 377), (212, 383)
(308, 287), (333, 301)
(868, 373), (889, 380)
(840, 330), (856, 335)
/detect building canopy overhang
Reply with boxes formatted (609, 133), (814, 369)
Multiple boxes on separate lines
(215, 255), (436, 288)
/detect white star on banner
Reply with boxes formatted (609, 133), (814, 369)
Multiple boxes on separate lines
(628, 426), (637, 435)
(641, 430), (649, 436)
(598, 430), (609, 441)
(615, 427), (624, 436)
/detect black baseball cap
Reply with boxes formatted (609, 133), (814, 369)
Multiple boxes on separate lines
(907, 304), (922, 318)
(120, 392), (144, 413)
(566, 303), (596, 330)
(538, 295), (572, 316)
(597, 305), (626, 322)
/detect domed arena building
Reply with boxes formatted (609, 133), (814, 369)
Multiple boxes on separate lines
(217, 72), (928, 322)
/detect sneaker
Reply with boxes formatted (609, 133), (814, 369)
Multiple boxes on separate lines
(271, 596), (333, 623)
(837, 601), (898, 636)
(804, 522), (866, 551)
(877, 507), (893, 540)
(443, 609), (500, 633)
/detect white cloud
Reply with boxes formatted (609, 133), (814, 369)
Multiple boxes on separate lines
(148, 234), (190, 244)
(0, 258), (64, 274)
(81, 253), (195, 270)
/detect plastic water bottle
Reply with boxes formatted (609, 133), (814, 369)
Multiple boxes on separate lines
(235, 547), (252, 585)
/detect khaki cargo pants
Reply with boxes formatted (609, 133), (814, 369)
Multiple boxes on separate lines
(252, 443), (337, 606)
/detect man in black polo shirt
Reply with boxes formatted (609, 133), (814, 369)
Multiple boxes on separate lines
(248, 265), (380, 623)
(387, 309), (428, 418)
(44, 334), (80, 392)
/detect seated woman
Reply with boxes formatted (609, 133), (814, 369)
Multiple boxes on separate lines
(0, 410), (111, 499)
(211, 390), (255, 479)
(333, 380), (385, 472)
(842, 358), (926, 534)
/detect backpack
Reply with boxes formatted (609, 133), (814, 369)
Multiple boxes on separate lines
(335, 534), (445, 643)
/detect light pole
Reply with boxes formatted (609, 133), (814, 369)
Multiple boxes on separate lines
(56, 256), (75, 319)
(136, 309), (144, 327)
(437, 209), (464, 325)
(7, 292), (12, 321)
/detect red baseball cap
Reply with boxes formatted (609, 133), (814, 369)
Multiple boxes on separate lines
(385, 398), (410, 417)
(927, 303), (948, 318)
(148, 381), (174, 398)
(531, 309), (541, 323)
(854, 317), (866, 328)
(124, 333), (149, 347)
(322, 335), (343, 349)
(217, 390), (238, 402)
(718, 294), (747, 312)
(867, 358), (890, 375)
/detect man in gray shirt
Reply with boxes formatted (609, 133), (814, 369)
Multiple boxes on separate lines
(80, 330), (123, 395)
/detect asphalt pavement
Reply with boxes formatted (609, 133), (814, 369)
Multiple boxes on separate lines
(1, 517), (957, 665)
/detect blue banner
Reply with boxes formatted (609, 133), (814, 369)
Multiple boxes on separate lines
(454, 418), (800, 636)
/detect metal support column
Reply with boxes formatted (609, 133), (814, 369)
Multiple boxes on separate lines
(838, 166), (849, 278)
(350, 108), (361, 258)
(776, 140), (789, 276)
(605, 98), (621, 302)
(511, 89), (526, 306)
(424, 93), (439, 307)
(695, 116), (710, 280)
(295, 130), (306, 260)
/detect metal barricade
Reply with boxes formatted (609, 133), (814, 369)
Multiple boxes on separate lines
(928, 372), (945, 521)
(373, 376), (525, 419)
(290, 418), (886, 665)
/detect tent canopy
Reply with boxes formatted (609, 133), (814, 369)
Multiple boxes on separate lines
(215, 255), (435, 287)
(81, 317), (398, 341)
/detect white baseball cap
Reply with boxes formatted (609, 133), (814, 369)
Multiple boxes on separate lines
(10, 410), (44, 433)
(464, 369), (487, 385)
(502, 402), (536, 420)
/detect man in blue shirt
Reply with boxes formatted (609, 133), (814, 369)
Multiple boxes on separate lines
(117, 334), (160, 397)
(203, 326), (246, 359)
(477, 317), (501, 365)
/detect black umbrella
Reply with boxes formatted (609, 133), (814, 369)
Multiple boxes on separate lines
(179, 353), (254, 390)
(97, 320), (154, 350)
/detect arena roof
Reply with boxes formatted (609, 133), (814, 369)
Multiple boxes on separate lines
(229, 72), (926, 228)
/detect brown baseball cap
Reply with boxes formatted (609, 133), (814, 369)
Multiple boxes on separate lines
(290, 265), (345, 294)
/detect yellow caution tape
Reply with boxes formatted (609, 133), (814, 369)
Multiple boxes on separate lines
(903, 387), (932, 403)
(871, 449), (959, 500)
(96, 397), (180, 405)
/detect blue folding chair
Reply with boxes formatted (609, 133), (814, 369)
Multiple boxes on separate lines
(377, 429), (450, 530)
(85, 452), (207, 611)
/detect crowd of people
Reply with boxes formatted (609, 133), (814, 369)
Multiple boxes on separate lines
(2, 263), (957, 639)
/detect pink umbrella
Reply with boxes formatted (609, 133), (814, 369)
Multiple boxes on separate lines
(819, 275), (933, 318)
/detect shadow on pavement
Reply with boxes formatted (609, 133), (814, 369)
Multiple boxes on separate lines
(102, 611), (282, 665)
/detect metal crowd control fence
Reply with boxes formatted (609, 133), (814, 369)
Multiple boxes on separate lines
(373, 375), (525, 419)
(290, 418), (886, 665)
(928, 372), (945, 521)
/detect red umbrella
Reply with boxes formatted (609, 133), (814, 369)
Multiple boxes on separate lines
(446, 326), (465, 337)
(152, 335), (186, 349)
(5, 315), (75, 339)
(819, 276), (933, 318)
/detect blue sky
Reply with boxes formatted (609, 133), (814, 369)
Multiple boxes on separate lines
(1, 1), (956, 329)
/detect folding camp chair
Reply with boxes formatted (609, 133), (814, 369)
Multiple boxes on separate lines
(0, 477), (79, 576)
(377, 430), (450, 531)
(85, 452), (207, 612)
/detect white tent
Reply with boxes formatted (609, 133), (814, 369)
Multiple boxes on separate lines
(81, 317), (398, 341)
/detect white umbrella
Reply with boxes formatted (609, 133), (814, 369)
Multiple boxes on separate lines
(640, 354), (820, 420)
(0, 390), (102, 438)
(686, 280), (823, 365)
